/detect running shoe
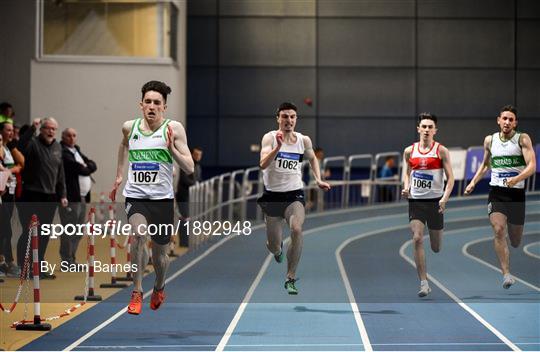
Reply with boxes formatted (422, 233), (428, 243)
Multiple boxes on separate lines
(284, 278), (298, 295)
(150, 286), (166, 310)
(128, 291), (143, 315)
(418, 281), (431, 297)
(274, 242), (284, 263)
(502, 274), (515, 289)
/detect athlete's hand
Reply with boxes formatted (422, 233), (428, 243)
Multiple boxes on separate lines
(464, 182), (475, 195)
(109, 176), (122, 202)
(506, 177), (518, 188)
(401, 187), (410, 199)
(275, 131), (284, 148)
(438, 199), (447, 214)
(166, 124), (175, 150)
(317, 180), (331, 191)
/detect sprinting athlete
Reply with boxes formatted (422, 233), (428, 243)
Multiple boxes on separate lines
(257, 102), (330, 295)
(402, 113), (454, 297)
(465, 105), (536, 289)
(110, 81), (194, 314)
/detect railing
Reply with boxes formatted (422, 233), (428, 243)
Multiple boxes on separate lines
(187, 145), (539, 248)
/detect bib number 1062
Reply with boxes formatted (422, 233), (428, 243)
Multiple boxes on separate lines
(132, 171), (158, 184)
(277, 159), (298, 170)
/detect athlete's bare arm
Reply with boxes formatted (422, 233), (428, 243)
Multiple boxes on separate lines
(303, 136), (331, 191)
(109, 120), (133, 201)
(167, 121), (194, 174)
(507, 133), (536, 188)
(464, 135), (492, 195)
(438, 146), (455, 213)
(401, 146), (412, 198)
(259, 132), (282, 170)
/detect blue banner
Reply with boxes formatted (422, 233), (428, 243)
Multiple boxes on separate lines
(412, 171), (433, 181)
(132, 162), (159, 171)
(465, 147), (490, 180)
(276, 152), (302, 161)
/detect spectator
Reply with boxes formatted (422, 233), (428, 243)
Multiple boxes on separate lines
(378, 156), (397, 202)
(0, 102), (14, 124)
(59, 128), (97, 265)
(16, 118), (67, 279)
(175, 147), (203, 247)
(0, 122), (24, 277)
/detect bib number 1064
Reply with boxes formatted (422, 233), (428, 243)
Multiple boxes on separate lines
(413, 178), (432, 189)
(132, 171), (158, 184)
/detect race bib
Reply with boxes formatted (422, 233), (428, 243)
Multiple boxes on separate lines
(412, 171), (433, 189)
(130, 163), (160, 184)
(497, 171), (518, 187)
(275, 152), (302, 172)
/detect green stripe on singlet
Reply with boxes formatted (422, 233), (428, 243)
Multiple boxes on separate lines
(129, 148), (172, 163)
(490, 155), (526, 168)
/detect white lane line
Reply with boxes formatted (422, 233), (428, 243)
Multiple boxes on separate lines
(461, 227), (540, 293)
(399, 224), (524, 352)
(216, 207), (507, 352)
(523, 241), (540, 260)
(64, 224), (265, 351)
(78, 341), (540, 349)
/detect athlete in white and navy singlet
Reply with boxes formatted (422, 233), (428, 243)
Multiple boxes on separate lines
(408, 141), (444, 199)
(258, 102), (331, 295)
(402, 113), (454, 297)
(262, 130), (304, 192)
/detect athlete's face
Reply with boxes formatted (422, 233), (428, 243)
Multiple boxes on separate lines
(277, 109), (297, 132)
(497, 111), (517, 135)
(417, 119), (437, 141)
(140, 91), (167, 123)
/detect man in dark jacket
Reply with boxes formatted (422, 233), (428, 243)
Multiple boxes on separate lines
(16, 118), (67, 279)
(59, 128), (97, 264)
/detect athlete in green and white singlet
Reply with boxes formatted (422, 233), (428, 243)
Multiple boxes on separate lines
(465, 105), (536, 289)
(123, 118), (174, 199)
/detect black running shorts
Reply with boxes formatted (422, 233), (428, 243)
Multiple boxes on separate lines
(408, 197), (443, 230)
(257, 189), (305, 218)
(488, 186), (526, 225)
(125, 197), (174, 245)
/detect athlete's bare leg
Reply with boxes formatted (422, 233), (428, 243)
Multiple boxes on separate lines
(410, 220), (427, 281)
(490, 212), (510, 275)
(428, 229), (442, 253)
(128, 213), (148, 292)
(508, 223), (524, 248)
(151, 242), (170, 290)
(265, 216), (283, 255)
(284, 202), (305, 279)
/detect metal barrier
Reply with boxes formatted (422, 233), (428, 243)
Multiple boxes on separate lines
(187, 149), (537, 248)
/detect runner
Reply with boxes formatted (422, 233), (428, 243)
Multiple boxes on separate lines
(465, 105), (536, 289)
(257, 102), (331, 295)
(402, 113), (454, 297)
(110, 81), (194, 314)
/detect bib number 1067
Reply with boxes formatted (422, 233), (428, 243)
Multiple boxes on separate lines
(132, 171), (158, 184)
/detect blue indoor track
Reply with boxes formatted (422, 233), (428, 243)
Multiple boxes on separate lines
(21, 194), (540, 351)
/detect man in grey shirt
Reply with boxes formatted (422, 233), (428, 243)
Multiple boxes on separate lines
(16, 118), (67, 279)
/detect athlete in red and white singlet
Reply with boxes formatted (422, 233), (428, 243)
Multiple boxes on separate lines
(402, 113), (454, 297)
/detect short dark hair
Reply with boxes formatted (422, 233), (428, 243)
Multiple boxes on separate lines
(275, 102), (297, 116)
(141, 81), (172, 103)
(500, 105), (517, 118)
(0, 102), (13, 114)
(417, 112), (437, 126)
